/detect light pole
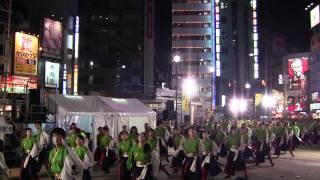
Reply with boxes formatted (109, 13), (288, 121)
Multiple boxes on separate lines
(183, 77), (196, 125)
(173, 55), (180, 125)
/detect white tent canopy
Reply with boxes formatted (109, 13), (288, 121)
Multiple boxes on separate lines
(47, 94), (156, 148)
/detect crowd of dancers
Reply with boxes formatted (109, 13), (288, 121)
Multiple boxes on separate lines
(1, 119), (320, 180)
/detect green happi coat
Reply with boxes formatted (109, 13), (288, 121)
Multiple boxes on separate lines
(67, 133), (78, 148)
(214, 131), (226, 144)
(183, 137), (200, 155)
(155, 127), (166, 139)
(75, 145), (87, 161)
(202, 138), (213, 153)
(21, 137), (36, 152)
(147, 136), (158, 151)
(241, 133), (250, 145)
(128, 133), (138, 144)
(35, 129), (43, 142)
(127, 143), (152, 170)
(227, 133), (241, 148)
(100, 134), (113, 150)
(173, 135), (182, 148)
(49, 145), (68, 174)
(254, 128), (267, 142)
(118, 139), (132, 157)
(292, 125), (300, 136)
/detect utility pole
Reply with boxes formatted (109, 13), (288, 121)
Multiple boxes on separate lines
(1, 0), (12, 114)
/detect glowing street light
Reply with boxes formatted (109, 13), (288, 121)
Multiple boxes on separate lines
(90, 61), (94, 66)
(229, 98), (248, 114)
(173, 55), (181, 63)
(209, 66), (214, 73)
(121, 65), (126, 69)
(182, 77), (197, 97)
(245, 83), (251, 89)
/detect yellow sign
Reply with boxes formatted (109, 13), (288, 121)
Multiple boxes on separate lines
(255, 93), (262, 106)
(182, 95), (189, 112)
(14, 32), (39, 76)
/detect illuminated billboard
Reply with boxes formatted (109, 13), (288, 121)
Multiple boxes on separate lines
(14, 32), (39, 76)
(288, 57), (308, 91)
(45, 61), (60, 88)
(42, 18), (62, 59)
(310, 5), (320, 28)
(0, 75), (37, 94)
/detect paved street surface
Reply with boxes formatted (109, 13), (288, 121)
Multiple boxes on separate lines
(9, 145), (320, 180)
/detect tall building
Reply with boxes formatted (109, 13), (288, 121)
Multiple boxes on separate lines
(171, 0), (259, 120)
(172, 0), (217, 122)
(78, 0), (145, 96)
(217, 0), (259, 105)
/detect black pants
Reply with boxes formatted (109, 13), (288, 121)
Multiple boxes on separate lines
(133, 165), (152, 180)
(20, 154), (38, 180)
(182, 157), (201, 180)
(82, 169), (91, 180)
(37, 149), (48, 172)
(119, 157), (131, 180)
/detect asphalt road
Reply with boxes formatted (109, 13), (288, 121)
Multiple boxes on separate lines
(9, 145), (320, 180)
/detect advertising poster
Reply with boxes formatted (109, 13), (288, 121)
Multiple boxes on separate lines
(310, 5), (320, 28)
(42, 18), (62, 59)
(45, 61), (60, 88)
(14, 32), (39, 76)
(288, 57), (308, 92)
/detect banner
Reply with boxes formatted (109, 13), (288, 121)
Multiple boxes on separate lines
(182, 95), (189, 112)
(45, 61), (60, 88)
(288, 57), (308, 91)
(14, 32), (39, 76)
(0, 75), (37, 94)
(42, 18), (62, 59)
(255, 93), (262, 107)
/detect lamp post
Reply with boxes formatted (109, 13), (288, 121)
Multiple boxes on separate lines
(183, 77), (196, 125)
(173, 55), (180, 125)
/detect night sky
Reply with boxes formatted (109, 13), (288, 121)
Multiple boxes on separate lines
(259, 0), (315, 51)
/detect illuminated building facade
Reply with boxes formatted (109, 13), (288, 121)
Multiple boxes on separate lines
(172, 0), (217, 121)
(172, 0), (259, 118)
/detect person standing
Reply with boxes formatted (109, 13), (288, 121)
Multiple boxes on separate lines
(34, 121), (50, 172)
(49, 128), (84, 180)
(20, 128), (38, 180)
(99, 126), (115, 174)
(127, 133), (153, 180)
(118, 131), (132, 180)
(200, 131), (221, 180)
(224, 126), (248, 179)
(67, 123), (78, 148)
(94, 127), (104, 162)
(182, 127), (201, 180)
(74, 135), (94, 180)
(129, 126), (139, 144)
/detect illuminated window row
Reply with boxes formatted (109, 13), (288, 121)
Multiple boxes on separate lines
(215, 0), (220, 77)
(251, 0), (258, 79)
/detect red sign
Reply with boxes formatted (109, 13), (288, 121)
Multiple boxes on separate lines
(0, 75), (37, 93)
(146, 0), (153, 38)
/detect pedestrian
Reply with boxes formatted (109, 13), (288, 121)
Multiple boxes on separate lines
(182, 127), (201, 180)
(34, 121), (50, 172)
(129, 126), (139, 144)
(49, 127), (84, 180)
(20, 128), (38, 180)
(200, 130), (221, 180)
(171, 127), (185, 173)
(224, 125), (248, 179)
(94, 127), (104, 162)
(74, 135), (94, 180)
(118, 131), (132, 180)
(67, 123), (78, 148)
(0, 139), (9, 179)
(127, 132), (153, 180)
(99, 126), (116, 174)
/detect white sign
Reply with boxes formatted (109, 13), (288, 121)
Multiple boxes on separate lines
(310, 103), (320, 111)
(45, 61), (60, 88)
(311, 5), (320, 28)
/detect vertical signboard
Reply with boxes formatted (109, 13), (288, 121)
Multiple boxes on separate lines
(14, 32), (39, 76)
(42, 18), (62, 59)
(45, 61), (60, 88)
(310, 5), (320, 28)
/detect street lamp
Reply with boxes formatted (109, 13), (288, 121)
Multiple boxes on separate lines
(182, 77), (197, 124)
(90, 61), (94, 66)
(173, 55), (181, 125)
(262, 95), (276, 108)
(229, 98), (248, 119)
(245, 82), (251, 89)
(121, 65), (126, 69)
